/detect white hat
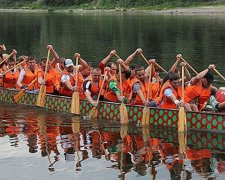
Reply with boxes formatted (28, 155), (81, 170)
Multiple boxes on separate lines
(219, 87), (225, 91)
(65, 59), (74, 68)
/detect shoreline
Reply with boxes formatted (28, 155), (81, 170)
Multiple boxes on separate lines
(1, 6), (225, 15)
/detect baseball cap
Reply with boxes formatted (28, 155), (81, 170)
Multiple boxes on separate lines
(65, 59), (74, 68)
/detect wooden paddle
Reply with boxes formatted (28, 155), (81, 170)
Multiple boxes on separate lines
(141, 63), (152, 126)
(71, 56), (80, 115)
(0, 52), (14, 66)
(213, 68), (225, 81)
(140, 52), (168, 73)
(178, 64), (187, 132)
(1, 60), (27, 76)
(36, 49), (50, 108)
(13, 78), (37, 103)
(89, 70), (108, 118)
(118, 63), (129, 124)
(180, 57), (198, 75)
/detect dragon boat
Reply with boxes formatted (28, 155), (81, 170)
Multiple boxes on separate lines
(0, 87), (224, 133)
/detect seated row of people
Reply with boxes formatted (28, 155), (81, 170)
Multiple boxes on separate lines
(0, 44), (224, 112)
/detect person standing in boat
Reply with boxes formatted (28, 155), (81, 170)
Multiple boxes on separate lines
(16, 56), (39, 92)
(184, 64), (215, 111)
(156, 71), (191, 110)
(104, 59), (130, 103)
(81, 67), (107, 107)
(59, 53), (89, 97)
(2, 57), (20, 89)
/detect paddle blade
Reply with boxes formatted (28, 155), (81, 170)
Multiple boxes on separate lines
(120, 102), (129, 124)
(178, 107), (187, 132)
(36, 85), (46, 108)
(89, 107), (98, 119)
(13, 90), (25, 103)
(71, 91), (80, 115)
(141, 107), (150, 126)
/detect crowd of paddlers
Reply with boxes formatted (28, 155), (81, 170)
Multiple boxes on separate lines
(0, 44), (225, 113)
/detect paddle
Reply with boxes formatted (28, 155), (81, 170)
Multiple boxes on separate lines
(140, 52), (168, 73)
(89, 70), (108, 118)
(118, 63), (129, 124)
(13, 78), (37, 103)
(0, 51), (14, 66)
(178, 64), (187, 132)
(180, 57), (198, 75)
(141, 63), (152, 126)
(0, 60), (27, 76)
(71, 56), (80, 115)
(36, 49), (50, 108)
(213, 68), (225, 81)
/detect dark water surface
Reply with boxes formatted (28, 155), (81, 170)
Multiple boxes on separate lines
(0, 102), (225, 179)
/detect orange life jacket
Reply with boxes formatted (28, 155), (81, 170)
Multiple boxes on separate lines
(157, 80), (182, 109)
(38, 68), (58, 94)
(184, 81), (211, 110)
(3, 70), (20, 89)
(55, 63), (64, 85)
(22, 67), (39, 90)
(186, 148), (212, 160)
(151, 82), (160, 99)
(130, 77), (149, 105)
(81, 75), (105, 99)
(59, 71), (84, 97)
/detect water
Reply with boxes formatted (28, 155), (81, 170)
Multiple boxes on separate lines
(0, 101), (225, 179)
(1, 12), (225, 179)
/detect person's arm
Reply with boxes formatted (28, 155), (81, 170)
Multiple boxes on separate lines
(17, 69), (26, 88)
(101, 50), (116, 65)
(169, 54), (182, 73)
(108, 80), (124, 102)
(48, 45), (59, 66)
(164, 88), (184, 107)
(124, 48), (142, 65)
(12, 49), (17, 61)
(38, 71), (45, 85)
(74, 53), (89, 71)
(83, 80), (97, 106)
(191, 64), (215, 85)
(61, 74), (76, 91)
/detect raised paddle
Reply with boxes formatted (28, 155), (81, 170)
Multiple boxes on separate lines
(213, 68), (225, 81)
(89, 70), (108, 118)
(36, 49), (50, 108)
(118, 63), (129, 124)
(140, 52), (168, 73)
(178, 64), (187, 132)
(0, 51), (14, 66)
(180, 57), (198, 75)
(13, 78), (37, 103)
(71, 56), (80, 115)
(0, 60), (27, 76)
(141, 63), (152, 126)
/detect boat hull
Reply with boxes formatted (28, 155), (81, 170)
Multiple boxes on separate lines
(0, 88), (224, 132)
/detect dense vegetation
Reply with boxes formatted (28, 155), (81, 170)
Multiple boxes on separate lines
(0, 0), (224, 10)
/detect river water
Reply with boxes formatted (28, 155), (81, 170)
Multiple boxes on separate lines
(1, 12), (225, 179)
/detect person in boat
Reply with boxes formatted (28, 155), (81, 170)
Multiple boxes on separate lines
(2, 57), (20, 89)
(184, 64), (215, 111)
(209, 87), (225, 113)
(98, 50), (117, 75)
(38, 57), (59, 94)
(16, 56), (39, 92)
(129, 65), (157, 107)
(156, 71), (191, 110)
(104, 59), (130, 103)
(59, 53), (89, 97)
(18, 55), (28, 71)
(81, 67), (106, 106)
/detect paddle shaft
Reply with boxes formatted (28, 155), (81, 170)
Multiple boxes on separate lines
(180, 57), (198, 75)
(119, 64), (123, 96)
(146, 64), (153, 102)
(0, 52), (14, 66)
(2, 60), (26, 75)
(213, 68), (225, 81)
(75, 56), (79, 87)
(96, 70), (108, 103)
(140, 53), (167, 73)
(43, 50), (51, 81)
(181, 65), (185, 101)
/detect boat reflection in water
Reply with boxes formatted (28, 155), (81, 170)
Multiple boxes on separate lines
(0, 102), (225, 179)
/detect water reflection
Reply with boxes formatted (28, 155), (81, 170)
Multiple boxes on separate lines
(0, 102), (225, 179)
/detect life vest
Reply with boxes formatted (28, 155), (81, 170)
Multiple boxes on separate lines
(104, 76), (120, 102)
(59, 71), (84, 97)
(81, 75), (104, 99)
(184, 81), (211, 110)
(3, 69), (20, 89)
(38, 68), (58, 94)
(22, 67), (39, 90)
(55, 63), (64, 84)
(130, 77), (148, 105)
(151, 82), (160, 100)
(186, 148), (212, 160)
(157, 80), (182, 109)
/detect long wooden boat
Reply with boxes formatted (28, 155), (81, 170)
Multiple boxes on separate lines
(0, 87), (225, 132)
